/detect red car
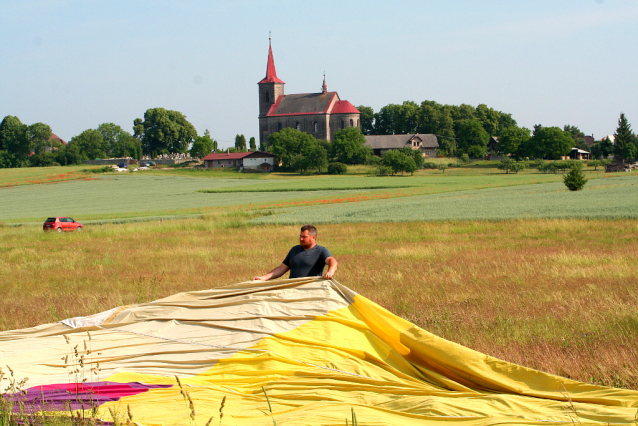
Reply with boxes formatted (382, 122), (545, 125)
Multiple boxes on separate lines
(43, 217), (83, 232)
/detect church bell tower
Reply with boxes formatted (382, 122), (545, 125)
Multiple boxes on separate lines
(258, 38), (285, 148)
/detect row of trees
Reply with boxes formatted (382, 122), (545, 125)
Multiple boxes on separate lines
(358, 101), (637, 162)
(357, 100), (516, 157)
(0, 108), (228, 168)
(0, 116), (80, 168)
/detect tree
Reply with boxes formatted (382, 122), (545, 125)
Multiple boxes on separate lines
(613, 113), (636, 164)
(498, 158), (527, 174)
(55, 143), (83, 166)
(69, 129), (107, 160)
(382, 149), (417, 175)
(563, 162), (587, 191)
(249, 136), (257, 152)
(357, 106), (375, 135)
(190, 131), (216, 159)
(398, 147), (424, 168)
(268, 128), (319, 170)
(590, 137), (614, 159)
(291, 142), (328, 174)
(97, 123), (138, 158)
(141, 108), (197, 156)
(497, 126), (530, 157)
(331, 127), (371, 164)
(456, 119), (489, 159)
(528, 126), (573, 160)
(0, 115), (29, 166)
(27, 122), (53, 155)
(235, 134), (247, 152)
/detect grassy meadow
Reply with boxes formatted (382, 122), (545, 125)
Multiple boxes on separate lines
(1, 163), (637, 390)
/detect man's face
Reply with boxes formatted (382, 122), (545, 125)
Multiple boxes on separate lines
(299, 230), (316, 249)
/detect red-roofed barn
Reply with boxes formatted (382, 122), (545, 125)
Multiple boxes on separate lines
(202, 151), (276, 172)
(258, 41), (360, 148)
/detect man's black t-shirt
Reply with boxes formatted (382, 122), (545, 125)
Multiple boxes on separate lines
(283, 245), (332, 278)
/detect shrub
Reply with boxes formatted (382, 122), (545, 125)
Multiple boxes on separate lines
(423, 162), (438, 169)
(563, 162), (588, 191)
(459, 153), (471, 164)
(365, 155), (382, 166)
(374, 165), (392, 176)
(327, 162), (347, 175)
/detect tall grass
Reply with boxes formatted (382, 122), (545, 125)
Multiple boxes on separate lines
(1, 217), (637, 389)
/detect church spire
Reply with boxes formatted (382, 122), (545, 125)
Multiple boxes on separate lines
(258, 36), (285, 84)
(321, 72), (327, 94)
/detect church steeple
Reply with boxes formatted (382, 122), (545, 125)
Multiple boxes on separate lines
(321, 72), (327, 94)
(258, 37), (285, 85)
(258, 35), (286, 149)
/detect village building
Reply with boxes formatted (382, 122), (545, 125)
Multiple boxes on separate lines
(258, 41), (360, 147)
(364, 134), (439, 158)
(202, 151), (276, 172)
(568, 148), (590, 160)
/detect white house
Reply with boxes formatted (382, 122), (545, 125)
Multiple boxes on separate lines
(202, 152), (276, 172)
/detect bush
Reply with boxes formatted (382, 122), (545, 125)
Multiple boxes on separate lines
(563, 162), (588, 191)
(327, 162), (347, 175)
(459, 153), (471, 164)
(373, 165), (392, 176)
(365, 155), (382, 166)
(423, 162), (438, 169)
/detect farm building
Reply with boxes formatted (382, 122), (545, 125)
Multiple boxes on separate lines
(568, 148), (590, 160)
(258, 40), (360, 147)
(364, 134), (438, 158)
(202, 151), (276, 171)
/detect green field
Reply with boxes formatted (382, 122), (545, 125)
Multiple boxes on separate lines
(2, 165), (629, 224)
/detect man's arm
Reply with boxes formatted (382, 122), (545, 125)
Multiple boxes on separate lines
(323, 256), (338, 279)
(254, 263), (290, 281)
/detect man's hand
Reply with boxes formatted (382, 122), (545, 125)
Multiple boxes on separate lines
(323, 256), (337, 280)
(253, 264), (290, 282)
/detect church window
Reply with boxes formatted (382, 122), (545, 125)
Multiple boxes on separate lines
(296, 122), (300, 131)
(350, 119), (353, 127)
(265, 91), (270, 103)
(357, 119), (360, 127)
(277, 123), (282, 131)
(341, 120), (345, 129)
(314, 122), (318, 133)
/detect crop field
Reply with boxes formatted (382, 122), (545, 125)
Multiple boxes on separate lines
(1, 164), (637, 390)
(0, 165), (622, 224)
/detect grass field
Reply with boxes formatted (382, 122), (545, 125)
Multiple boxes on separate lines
(1, 164), (637, 390)
(0, 165), (624, 224)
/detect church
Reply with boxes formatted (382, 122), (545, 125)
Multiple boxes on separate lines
(258, 42), (360, 148)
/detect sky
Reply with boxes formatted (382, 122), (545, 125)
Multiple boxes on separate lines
(1, 0), (637, 149)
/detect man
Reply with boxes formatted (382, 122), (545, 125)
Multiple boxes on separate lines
(253, 224), (337, 281)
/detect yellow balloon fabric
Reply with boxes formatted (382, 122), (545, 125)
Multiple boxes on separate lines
(1, 278), (636, 425)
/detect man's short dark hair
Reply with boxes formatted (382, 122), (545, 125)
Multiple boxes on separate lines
(301, 224), (317, 236)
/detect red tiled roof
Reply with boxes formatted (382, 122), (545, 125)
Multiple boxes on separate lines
(202, 152), (252, 161)
(201, 152), (276, 161)
(258, 44), (285, 84)
(50, 133), (67, 145)
(331, 100), (359, 114)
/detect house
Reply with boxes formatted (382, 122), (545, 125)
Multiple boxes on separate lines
(258, 40), (360, 147)
(364, 134), (438, 158)
(488, 136), (498, 153)
(202, 151), (276, 171)
(584, 135), (595, 147)
(568, 148), (590, 160)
